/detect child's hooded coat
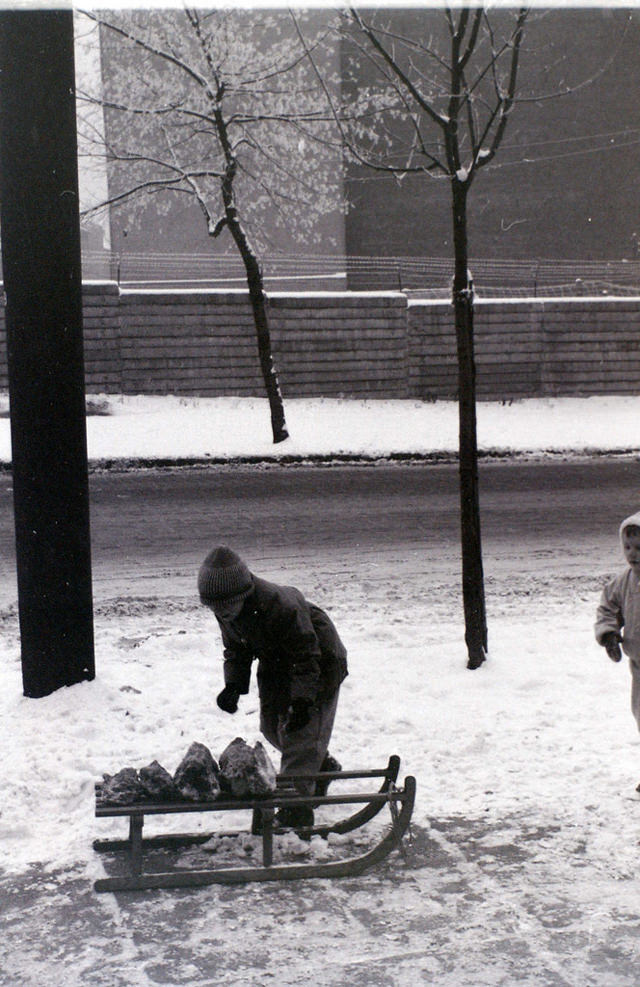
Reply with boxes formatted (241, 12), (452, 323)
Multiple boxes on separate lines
(595, 510), (640, 661)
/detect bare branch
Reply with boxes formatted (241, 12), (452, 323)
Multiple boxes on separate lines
(290, 10), (425, 178)
(474, 7), (528, 171)
(349, 8), (448, 132)
(459, 9), (483, 74)
(79, 9), (217, 102)
(295, 10), (446, 177)
(161, 121), (227, 237)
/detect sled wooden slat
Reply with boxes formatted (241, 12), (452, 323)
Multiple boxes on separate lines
(96, 788), (395, 818)
(94, 755), (401, 817)
(93, 756), (415, 891)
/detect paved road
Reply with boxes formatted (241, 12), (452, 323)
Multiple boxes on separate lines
(0, 457), (639, 606)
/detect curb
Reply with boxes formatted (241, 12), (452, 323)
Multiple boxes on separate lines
(0, 448), (638, 474)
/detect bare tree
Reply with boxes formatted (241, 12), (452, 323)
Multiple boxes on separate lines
(299, 6), (528, 668)
(77, 8), (342, 444)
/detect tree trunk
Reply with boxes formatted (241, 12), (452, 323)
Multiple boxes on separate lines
(234, 241), (289, 445)
(219, 165), (288, 444)
(451, 178), (487, 669)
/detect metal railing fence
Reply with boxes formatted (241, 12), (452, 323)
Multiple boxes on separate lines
(80, 249), (640, 298)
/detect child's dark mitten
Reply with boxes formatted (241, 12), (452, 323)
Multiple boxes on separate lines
(217, 684), (240, 713)
(286, 698), (312, 733)
(601, 631), (622, 662)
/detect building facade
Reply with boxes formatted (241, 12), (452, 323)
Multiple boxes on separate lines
(88, 7), (640, 291)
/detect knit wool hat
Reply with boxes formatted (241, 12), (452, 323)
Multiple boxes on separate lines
(198, 546), (253, 603)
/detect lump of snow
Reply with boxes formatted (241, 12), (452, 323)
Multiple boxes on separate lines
(173, 741), (221, 801)
(218, 737), (277, 798)
(97, 767), (145, 806)
(139, 760), (180, 802)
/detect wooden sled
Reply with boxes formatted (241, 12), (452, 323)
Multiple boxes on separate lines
(93, 755), (415, 892)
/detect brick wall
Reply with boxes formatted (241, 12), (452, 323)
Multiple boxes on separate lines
(83, 283), (122, 391)
(269, 293), (408, 397)
(113, 288), (408, 398)
(408, 298), (640, 400)
(539, 299), (640, 396)
(408, 300), (545, 400)
(0, 284), (639, 400)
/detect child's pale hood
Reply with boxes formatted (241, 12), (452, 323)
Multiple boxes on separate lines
(619, 510), (640, 551)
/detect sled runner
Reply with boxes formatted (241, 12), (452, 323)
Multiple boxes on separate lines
(93, 755), (415, 891)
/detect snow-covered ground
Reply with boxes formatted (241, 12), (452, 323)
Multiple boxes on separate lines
(1, 392), (640, 463)
(1, 394), (640, 985)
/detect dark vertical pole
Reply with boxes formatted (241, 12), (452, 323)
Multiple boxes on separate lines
(0, 10), (95, 697)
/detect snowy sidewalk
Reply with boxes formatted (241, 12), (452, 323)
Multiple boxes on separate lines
(2, 392), (640, 984)
(1, 393), (640, 464)
(2, 593), (640, 986)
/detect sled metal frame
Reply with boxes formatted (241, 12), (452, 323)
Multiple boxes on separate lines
(93, 755), (415, 891)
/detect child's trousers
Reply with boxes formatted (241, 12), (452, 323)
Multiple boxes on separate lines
(631, 658), (640, 730)
(260, 689), (340, 795)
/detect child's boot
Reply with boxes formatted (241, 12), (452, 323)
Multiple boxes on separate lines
(314, 752), (342, 798)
